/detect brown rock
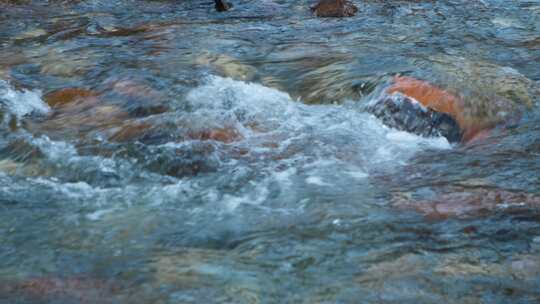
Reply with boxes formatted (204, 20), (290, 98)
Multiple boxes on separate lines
(43, 88), (98, 108)
(311, 0), (358, 18)
(215, 0), (232, 12)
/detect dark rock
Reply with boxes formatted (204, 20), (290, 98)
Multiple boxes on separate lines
(311, 0), (358, 18)
(215, 0), (232, 12)
(366, 93), (463, 143)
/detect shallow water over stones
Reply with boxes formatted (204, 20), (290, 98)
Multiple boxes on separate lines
(1, 0), (540, 303)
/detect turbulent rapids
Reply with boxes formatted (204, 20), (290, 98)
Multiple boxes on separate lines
(1, 0), (540, 303)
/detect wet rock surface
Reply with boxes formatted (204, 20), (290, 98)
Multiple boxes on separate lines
(366, 93), (463, 143)
(311, 0), (358, 17)
(366, 76), (527, 143)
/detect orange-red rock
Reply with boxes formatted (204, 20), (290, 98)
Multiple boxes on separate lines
(43, 88), (98, 108)
(386, 76), (490, 142)
(387, 76), (464, 116)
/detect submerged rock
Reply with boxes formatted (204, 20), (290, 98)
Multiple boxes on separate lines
(430, 55), (540, 108)
(152, 250), (262, 303)
(195, 52), (256, 81)
(311, 0), (358, 18)
(25, 47), (97, 78)
(108, 79), (169, 117)
(43, 88), (98, 108)
(392, 188), (540, 219)
(1, 276), (120, 303)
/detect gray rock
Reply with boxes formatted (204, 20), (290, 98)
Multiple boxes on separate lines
(366, 93), (463, 143)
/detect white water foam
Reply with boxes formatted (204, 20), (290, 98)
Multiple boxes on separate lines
(186, 75), (450, 151)
(181, 76), (451, 211)
(0, 76), (451, 217)
(0, 80), (50, 117)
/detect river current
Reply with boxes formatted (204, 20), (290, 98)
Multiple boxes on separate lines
(1, 0), (539, 303)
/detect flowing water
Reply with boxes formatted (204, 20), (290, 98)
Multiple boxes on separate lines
(1, 0), (540, 303)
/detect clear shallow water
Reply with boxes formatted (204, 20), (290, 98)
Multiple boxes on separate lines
(0, 0), (540, 303)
